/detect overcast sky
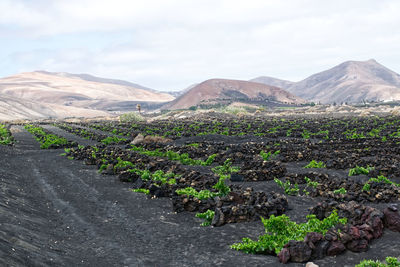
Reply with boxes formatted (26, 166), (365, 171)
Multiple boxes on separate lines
(0, 0), (399, 91)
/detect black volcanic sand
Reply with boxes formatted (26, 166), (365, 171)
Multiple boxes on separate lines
(1, 127), (400, 266)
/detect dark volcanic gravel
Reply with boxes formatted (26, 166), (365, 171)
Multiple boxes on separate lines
(1, 126), (400, 266)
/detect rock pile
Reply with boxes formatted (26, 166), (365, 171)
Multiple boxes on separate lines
(278, 201), (400, 263)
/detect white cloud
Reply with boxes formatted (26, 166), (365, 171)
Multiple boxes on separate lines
(0, 0), (399, 90)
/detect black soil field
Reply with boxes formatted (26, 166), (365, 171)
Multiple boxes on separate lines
(1, 115), (400, 266)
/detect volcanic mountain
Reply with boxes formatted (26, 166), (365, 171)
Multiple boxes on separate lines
(0, 71), (174, 120)
(249, 76), (295, 89)
(162, 78), (304, 110)
(286, 59), (400, 104)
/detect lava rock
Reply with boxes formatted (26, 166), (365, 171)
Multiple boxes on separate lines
(287, 241), (312, 263)
(104, 164), (114, 175)
(278, 248), (290, 264)
(211, 208), (225, 227)
(346, 239), (369, 252)
(311, 240), (329, 260)
(326, 241), (345, 256)
(131, 178), (146, 189)
(118, 171), (139, 183)
(149, 184), (166, 197)
(383, 206), (400, 232)
(230, 173), (244, 182)
(131, 134), (145, 145)
(304, 232), (323, 249)
(370, 216), (384, 238)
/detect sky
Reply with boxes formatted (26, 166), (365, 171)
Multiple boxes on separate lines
(0, 0), (399, 91)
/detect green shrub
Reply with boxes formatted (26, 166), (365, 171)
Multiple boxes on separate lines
(260, 150), (280, 161)
(132, 188), (150, 194)
(129, 145), (216, 166)
(333, 188), (347, 194)
(274, 178), (299, 196)
(0, 124), (13, 145)
(101, 136), (127, 145)
(119, 112), (145, 123)
(231, 210), (347, 255)
(304, 160), (326, 168)
(213, 174), (231, 196)
(212, 158), (239, 175)
(175, 187), (218, 200)
(305, 177), (320, 188)
(349, 165), (374, 176)
(356, 257), (400, 267)
(24, 124), (69, 149)
(195, 210), (215, 226)
(362, 175), (400, 191)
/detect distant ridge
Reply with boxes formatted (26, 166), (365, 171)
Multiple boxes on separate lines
(36, 71), (154, 91)
(250, 76), (294, 89)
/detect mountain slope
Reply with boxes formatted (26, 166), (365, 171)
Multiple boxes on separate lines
(37, 71), (154, 91)
(287, 59), (400, 104)
(0, 71), (174, 104)
(0, 93), (112, 121)
(163, 78), (304, 110)
(0, 94), (55, 121)
(0, 71), (175, 120)
(250, 76), (294, 89)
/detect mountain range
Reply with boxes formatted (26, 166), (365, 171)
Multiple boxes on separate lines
(251, 59), (400, 104)
(1, 59), (400, 120)
(249, 76), (294, 89)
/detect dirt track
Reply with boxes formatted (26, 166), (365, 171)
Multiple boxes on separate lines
(1, 127), (400, 266)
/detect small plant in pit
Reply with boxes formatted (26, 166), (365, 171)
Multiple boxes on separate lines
(176, 160), (237, 200)
(304, 160), (326, 168)
(231, 210), (347, 255)
(176, 174), (231, 200)
(114, 157), (135, 171)
(274, 178), (299, 196)
(304, 176), (320, 188)
(195, 209), (215, 226)
(60, 148), (71, 156)
(98, 163), (110, 173)
(101, 136), (127, 145)
(302, 176), (320, 195)
(259, 150), (280, 161)
(129, 145), (217, 166)
(356, 256), (400, 267)
(187, 143), (199, 148)
(348, 165), (374, 176)
(362, 175), (400, 191)
(131, 188), (150, 195)
(212, 174), (231, 196)
(301, 129), (311, 139)
(175, 187), (219, 200)
(0, 124), (14, 145)
(333, 187), (347, 195)
(24, 124), (69, 149)
(212, 158), (240, 175)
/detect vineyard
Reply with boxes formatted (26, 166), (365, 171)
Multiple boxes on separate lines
(2, 113), (400, 266)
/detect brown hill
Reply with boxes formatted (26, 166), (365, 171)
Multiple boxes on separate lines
(250, 76), (294, 89)
(0, 71), (174, 120)
(162, 78), (304, 110)
(287, 59), (400, 104)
